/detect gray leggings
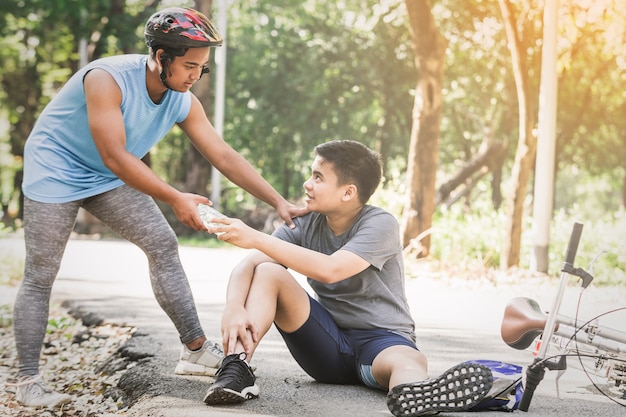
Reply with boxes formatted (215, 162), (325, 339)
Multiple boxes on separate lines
(14, 185), (204, 377)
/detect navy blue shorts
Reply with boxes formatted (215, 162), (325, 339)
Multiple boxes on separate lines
(276, 295), (418, 390)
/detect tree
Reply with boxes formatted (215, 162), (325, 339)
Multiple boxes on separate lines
(221, 0), (415, 204)
(400, 0), (447, 256)
(498, 0), (541, 268)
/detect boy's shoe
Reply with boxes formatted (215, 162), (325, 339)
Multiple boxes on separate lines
(15, 375), (72, 408)
(203, 352), (260, 405)
(386, 362), (493, 417)
(175, 339), (224, 376)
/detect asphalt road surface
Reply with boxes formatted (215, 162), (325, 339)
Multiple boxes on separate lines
(2, 237), (624, 417)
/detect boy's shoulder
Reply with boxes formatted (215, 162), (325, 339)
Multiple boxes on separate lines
(295, 206), (398, 231)
(359, 205), (398, 224)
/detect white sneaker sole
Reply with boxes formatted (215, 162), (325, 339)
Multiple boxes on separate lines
(204, 385), (260, 404)
(174, 361), (220, 377)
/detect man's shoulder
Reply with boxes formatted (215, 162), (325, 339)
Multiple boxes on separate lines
(87, 54), (147, 73)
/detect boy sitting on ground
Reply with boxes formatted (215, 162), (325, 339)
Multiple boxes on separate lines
(202, 140), (492, 417)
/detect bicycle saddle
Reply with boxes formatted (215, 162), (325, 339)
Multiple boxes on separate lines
(501, 297), (558, 350)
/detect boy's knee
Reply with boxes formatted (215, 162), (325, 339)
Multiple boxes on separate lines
(253, 262), (289, 279)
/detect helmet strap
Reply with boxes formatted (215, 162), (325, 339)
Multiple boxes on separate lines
(158, 52), (173, 89)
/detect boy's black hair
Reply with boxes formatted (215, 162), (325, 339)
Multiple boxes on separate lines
(314, 140), (382, 205)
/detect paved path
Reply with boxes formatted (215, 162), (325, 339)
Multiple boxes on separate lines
(1, 237), (624, 416)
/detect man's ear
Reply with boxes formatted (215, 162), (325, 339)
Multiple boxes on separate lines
(157, 49), (172, 69)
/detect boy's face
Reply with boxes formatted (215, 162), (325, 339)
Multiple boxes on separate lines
(303, 156), (348, 212)
(161, 47), (211, 92)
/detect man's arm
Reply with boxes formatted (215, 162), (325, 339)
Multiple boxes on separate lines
(212, 218), (370, 284)
(178, 94), (308, 227)
(84, 69), (209, 230)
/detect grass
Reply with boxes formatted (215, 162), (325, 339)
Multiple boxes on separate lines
(0, 250), (23, 287)
(418, 204), (626, 285)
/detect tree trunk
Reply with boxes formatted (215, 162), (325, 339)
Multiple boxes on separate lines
(400, 0), (447, 257)
(498, 0), (538, 269)
(437, 140), (505, 207)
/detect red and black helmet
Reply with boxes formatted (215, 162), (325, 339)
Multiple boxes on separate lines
(144, 7), (223, 49)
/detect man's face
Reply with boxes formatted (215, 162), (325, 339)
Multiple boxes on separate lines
(303, 156), (347, 213)
(161, 47), (211, 92)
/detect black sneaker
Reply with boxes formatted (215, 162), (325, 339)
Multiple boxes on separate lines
(386, 362), (493, 417)
(203, 352), (260, 405)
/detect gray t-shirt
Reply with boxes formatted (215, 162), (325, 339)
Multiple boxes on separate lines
(273, 205), (416, 342)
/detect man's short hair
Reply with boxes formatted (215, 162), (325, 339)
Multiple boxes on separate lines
(314, 140), (382, 205)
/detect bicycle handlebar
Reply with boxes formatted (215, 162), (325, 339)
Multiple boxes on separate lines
(564, 222), (583, 266)
(519, 361), (545, 412)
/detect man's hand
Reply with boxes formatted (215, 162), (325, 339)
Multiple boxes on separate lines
(276, 200), (308, 229)
(221, 304), (259, 355)
(169, 192), (211, 231)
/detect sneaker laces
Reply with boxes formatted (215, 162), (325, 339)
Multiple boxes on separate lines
(206, 340), (224, 356)
(217, 352), (251, 378)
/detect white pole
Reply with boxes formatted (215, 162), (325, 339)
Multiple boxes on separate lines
(79, 9), (88, 68)
(210, 0), (228, 209)
(531, 0), (559, 272)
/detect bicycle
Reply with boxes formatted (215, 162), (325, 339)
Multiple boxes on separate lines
(500, 222), (626, 412)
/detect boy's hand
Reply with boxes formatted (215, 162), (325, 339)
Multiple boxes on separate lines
(221, 304), (259, 355)
(209, 218), (262, 249)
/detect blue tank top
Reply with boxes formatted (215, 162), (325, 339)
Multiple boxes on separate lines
(22, 54), (192, 203)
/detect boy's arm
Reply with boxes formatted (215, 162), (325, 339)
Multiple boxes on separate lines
(213, 218), (370, 284)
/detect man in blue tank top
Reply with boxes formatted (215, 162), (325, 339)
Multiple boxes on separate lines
(12, 7), (305, 408)
(201, 140), (493, 417)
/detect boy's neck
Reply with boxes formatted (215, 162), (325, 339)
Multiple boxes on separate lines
(325, 205), (363, 236)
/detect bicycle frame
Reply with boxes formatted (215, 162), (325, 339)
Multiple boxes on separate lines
(500, 222), (626, 411)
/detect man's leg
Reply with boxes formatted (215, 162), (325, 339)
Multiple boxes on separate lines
(82, 186), (222, 375)
(12, 197), (79, 407)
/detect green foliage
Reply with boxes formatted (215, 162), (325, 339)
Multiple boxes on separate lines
(374, 160), (625, 285)
(178, 234), (229, 248)
(0, 228), (24, 286)
(0, 254), (23, 287)
(421, 199), (625, 285)
(151, 126), (189, 186)
(429, 201), (508, 270)
(47, 316), (74, 332)
(0, 0), (623, 270)
(549, 209), (626, 286)
(221, 0), (414, 202)
(0, 304), (12, 328)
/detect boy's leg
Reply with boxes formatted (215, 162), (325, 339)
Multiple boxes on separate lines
(82, 186), (222, 375)
(371, 344), (428, 389)
(385, 361), (493, 417)
(205, 262), (313, 405)
(13, 197), (79, 406)
(277, 295), (361, 385)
